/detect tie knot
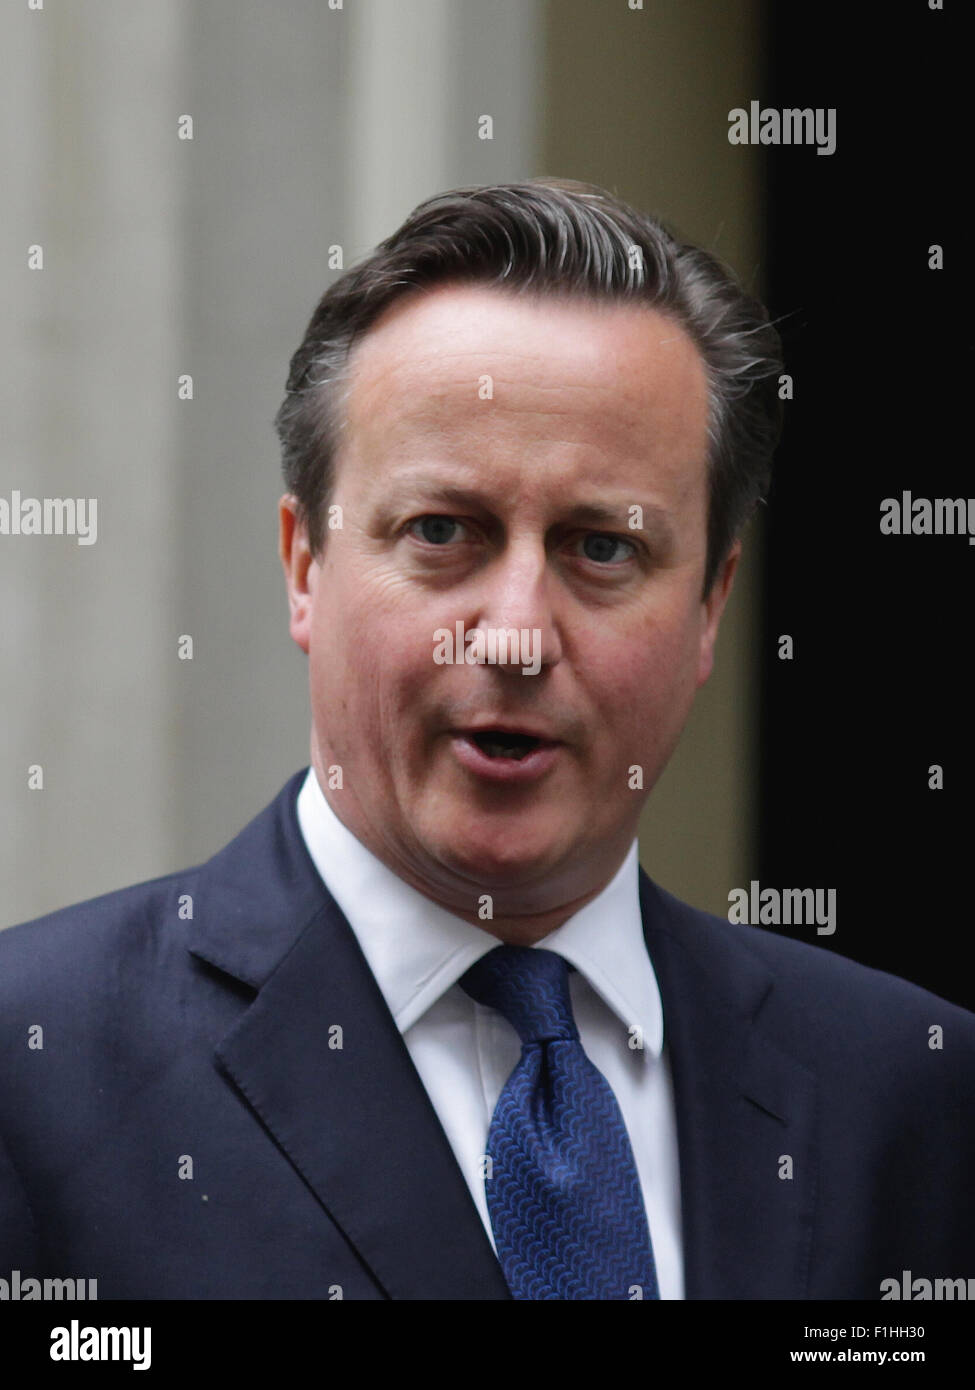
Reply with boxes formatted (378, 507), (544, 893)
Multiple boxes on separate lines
(459, 945), (578, 1045)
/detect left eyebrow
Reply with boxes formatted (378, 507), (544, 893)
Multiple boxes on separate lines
(560, 500), (677, 553)
(558, 501), (642, 527)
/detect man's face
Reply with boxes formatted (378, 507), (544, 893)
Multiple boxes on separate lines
(281, 284), (738, 929)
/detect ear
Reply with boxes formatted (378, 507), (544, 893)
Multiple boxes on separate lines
(696, 538), (741, 687)
(279, 494), (315, 655)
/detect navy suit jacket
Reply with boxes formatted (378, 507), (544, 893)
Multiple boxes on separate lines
(1, 768), (973, 1299)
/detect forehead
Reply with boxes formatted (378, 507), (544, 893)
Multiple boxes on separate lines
(336, 283), (710, 502)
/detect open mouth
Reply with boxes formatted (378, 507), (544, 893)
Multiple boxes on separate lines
(468, 730), (544, 761)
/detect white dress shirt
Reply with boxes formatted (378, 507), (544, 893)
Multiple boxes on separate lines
(295, 766), (684, 1298)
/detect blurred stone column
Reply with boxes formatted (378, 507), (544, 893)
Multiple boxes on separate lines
(1, 1), (189, 926)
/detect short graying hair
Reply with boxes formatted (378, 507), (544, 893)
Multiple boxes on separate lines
(274, 177), (784, 596)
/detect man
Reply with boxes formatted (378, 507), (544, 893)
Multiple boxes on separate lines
(1, 180), (973, 1300)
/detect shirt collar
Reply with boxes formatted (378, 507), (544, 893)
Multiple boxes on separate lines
(296, 766), (663, 1055)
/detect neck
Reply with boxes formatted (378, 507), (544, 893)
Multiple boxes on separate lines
(309, 757), (628, 948)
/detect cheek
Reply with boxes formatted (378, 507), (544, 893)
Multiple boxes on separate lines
(309, 601), (431, 733)
(592, 611), (702, 734)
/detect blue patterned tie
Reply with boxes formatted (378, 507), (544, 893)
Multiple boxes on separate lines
(460, 944), (660, 1300)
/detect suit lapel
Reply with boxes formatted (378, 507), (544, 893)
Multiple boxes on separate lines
(189, 770), (509, 1300)
(185, 772), (815, 1300)
(639, 871), (817, 1299)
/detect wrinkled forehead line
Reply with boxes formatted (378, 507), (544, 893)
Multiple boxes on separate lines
(338, 280), (709, 433)
(346, 279), (695, 367)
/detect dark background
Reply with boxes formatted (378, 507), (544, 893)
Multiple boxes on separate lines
(761, 2), (971, 1009)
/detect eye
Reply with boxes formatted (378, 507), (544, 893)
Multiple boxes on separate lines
(407, 515), (469, 545)
(576, 532), (637, 565)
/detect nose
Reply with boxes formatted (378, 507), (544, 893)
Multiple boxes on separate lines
(468, 535), (563, 674)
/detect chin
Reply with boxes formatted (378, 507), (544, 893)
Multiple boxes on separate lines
(431, 821), (568, 890)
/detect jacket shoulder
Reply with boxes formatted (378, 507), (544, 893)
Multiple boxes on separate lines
(0, 868), (200, 1000)
(643, 874), (975, 1052)
(0, 768), (310, 999)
